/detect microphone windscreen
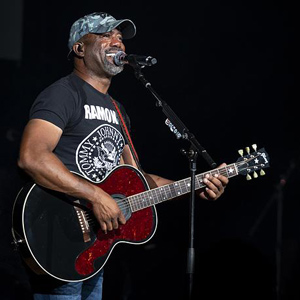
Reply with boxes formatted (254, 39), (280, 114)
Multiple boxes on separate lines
(113, 51), (127, 66)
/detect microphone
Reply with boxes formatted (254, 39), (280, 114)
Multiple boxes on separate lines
(113, 51), (157, 67)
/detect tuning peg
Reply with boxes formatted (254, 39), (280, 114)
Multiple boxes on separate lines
(246, 174), (252, 180)
(252, 144), (257, 151)
(245, 147), (250, 154)
(253, 171), (258, 178)
(260, 169), (266, 176)
(238, 149), (244, 157)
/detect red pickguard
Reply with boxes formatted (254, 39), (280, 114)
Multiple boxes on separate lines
(75, 166), (156, 276)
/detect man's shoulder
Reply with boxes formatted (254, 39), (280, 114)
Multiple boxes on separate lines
(48, 73), (76, 90)
(37, 74), (81, 99)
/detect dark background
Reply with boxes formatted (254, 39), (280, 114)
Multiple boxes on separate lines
(0, 0), (297, 299)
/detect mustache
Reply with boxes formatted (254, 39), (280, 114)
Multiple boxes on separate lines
(105, 47), (124, 54)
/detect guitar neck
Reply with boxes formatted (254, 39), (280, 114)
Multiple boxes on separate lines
(128, 163), (238, 212)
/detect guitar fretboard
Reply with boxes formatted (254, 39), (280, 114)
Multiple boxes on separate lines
(128, 163), (238, 212)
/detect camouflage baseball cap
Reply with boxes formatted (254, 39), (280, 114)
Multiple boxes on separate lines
(68, 12), (136, 50)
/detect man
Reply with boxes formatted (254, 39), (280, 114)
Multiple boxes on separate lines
(18, 12), (228, 299)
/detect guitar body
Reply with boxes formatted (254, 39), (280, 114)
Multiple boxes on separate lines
(12, 147), (270, 282)
(12, 165), (157, 282)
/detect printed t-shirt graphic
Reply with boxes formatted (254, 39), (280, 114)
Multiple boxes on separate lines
(76, 124), (124, 182)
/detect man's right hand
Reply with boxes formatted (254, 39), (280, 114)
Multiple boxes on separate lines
(91, 190), (126, 233)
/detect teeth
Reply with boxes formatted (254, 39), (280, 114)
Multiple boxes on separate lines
(106, 53), (116, 57)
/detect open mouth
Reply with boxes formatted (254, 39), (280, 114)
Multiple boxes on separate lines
(105, 52), (118, 65)
(105, 51), (124, 68)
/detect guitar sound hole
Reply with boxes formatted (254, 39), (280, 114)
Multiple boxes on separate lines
(113, 194), (132, 221)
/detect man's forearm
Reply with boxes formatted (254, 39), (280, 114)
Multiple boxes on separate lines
(143, 172), (174, 189)
(18, 150), (100, 203)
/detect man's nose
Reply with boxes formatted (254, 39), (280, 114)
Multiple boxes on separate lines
(110, 36), (123, 49)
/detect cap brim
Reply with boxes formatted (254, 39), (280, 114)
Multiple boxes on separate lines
(91, 19), (136, 39)
(113, 19), (136, 39)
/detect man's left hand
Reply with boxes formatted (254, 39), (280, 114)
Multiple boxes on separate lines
(198, 163), (229, 201)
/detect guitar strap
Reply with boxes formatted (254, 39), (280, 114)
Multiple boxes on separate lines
(111, 98), (142, 171)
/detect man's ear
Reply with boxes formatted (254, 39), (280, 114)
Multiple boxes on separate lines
(73, 42), (84, 57)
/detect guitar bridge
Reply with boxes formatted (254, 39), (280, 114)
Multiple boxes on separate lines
(74, 201), (91, 243)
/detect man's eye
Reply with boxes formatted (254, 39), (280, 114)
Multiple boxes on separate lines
(99, 32), (123, 42)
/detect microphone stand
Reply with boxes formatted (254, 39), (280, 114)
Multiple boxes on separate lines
(129, 61), (217, 299)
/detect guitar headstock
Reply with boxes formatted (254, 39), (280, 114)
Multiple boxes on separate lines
(236, 144), (270, 180)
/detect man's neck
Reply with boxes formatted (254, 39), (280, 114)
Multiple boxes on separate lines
(73, 68), (111, 94)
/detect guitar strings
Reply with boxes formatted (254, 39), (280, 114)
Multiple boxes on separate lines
(116, 155), (260, 213)
(116, 165), (229, 212)
(112, 161), (247, 213)
(84, 165), (232, 227)
(83, 158), (257, 227)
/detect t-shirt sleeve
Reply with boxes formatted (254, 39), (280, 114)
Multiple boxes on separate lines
(30, 83), (77, 130)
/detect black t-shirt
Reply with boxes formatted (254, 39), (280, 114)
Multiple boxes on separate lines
(30, 73), (128, 183)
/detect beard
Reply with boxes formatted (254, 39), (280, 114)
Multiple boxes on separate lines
(103, 58), (124, 76)
(102, 49), (124, 76)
